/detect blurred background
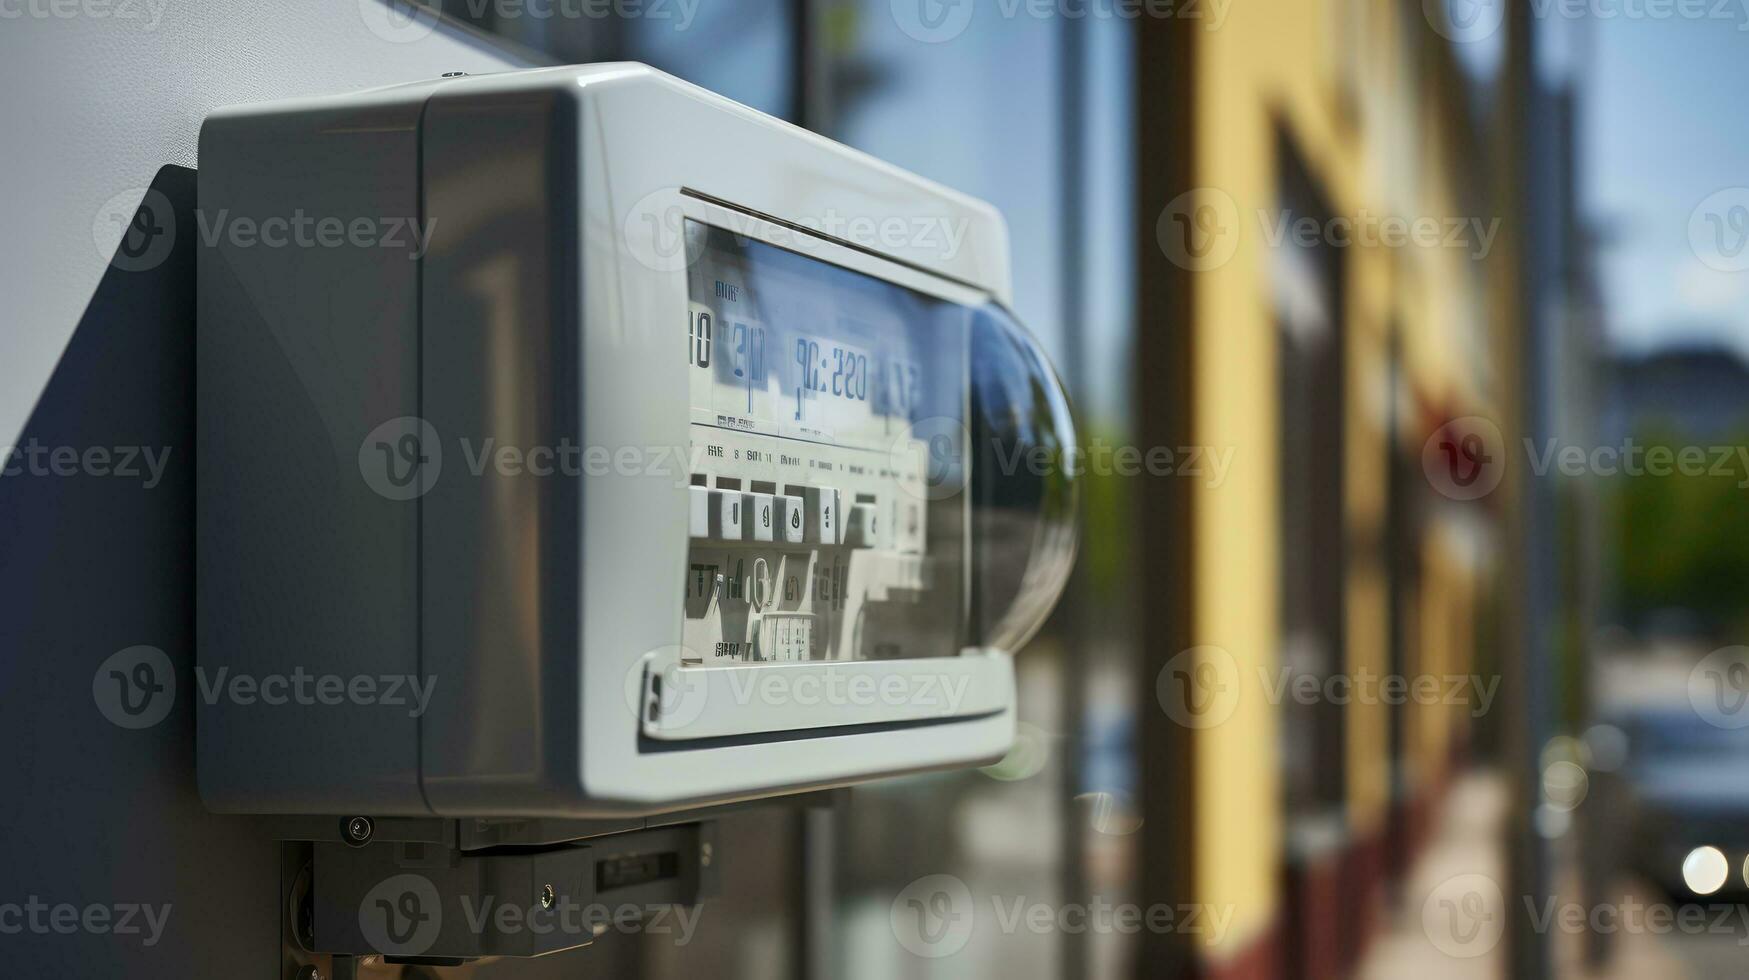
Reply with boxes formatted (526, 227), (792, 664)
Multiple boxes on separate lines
(405, 0), (1749, 977)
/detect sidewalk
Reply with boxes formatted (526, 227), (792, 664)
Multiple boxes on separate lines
(1356, 771), (1688, 980)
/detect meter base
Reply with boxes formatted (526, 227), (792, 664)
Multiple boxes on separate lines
(273, 793), (841, 977)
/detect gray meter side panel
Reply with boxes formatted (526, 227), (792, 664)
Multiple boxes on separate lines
(418, 87), (585, 814)
(196, 98), (429, 814)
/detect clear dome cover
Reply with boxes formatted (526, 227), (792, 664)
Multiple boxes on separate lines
(673, 219), (1076, 666)
(966, 304), (1080, 652)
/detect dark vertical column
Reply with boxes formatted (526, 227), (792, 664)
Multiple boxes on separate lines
(1503, 1), (1555, 977)
(791, 0), (830, 131)
(1384, 324), (1410, 884)
(789, 10), (832, 980)
(1057, 13), (1090, 980)
(1133, 12), (1199, 980)
(798, 805), (834, 980)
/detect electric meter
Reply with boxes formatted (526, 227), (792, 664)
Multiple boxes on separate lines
(196, 64), (1077, 816)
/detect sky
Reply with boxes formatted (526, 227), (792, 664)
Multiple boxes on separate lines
(626, 0), (1741, 373)
(1576, 9), (1749, 358)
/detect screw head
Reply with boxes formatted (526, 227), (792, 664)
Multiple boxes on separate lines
(344, 816), (374, 844)
(700, 841), (714, 866)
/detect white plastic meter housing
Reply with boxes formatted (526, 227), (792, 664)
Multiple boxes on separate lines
(196, 64), (1077, 816)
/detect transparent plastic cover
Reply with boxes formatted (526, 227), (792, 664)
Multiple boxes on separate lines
(966, 305), (1080, 652)
(678, 220), (1077, 665)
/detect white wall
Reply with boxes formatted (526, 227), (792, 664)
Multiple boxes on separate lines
(0, 0), (528, 445)
(0, 5), (528, 974)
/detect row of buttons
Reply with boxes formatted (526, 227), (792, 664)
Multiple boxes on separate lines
(688, 486), (878, 547)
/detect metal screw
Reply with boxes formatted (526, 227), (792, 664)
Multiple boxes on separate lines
(344, 816), (374, 845)
(296, 966), (323, 980)
(540, 884), (556, 909)
(700, 841), (713, 867)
